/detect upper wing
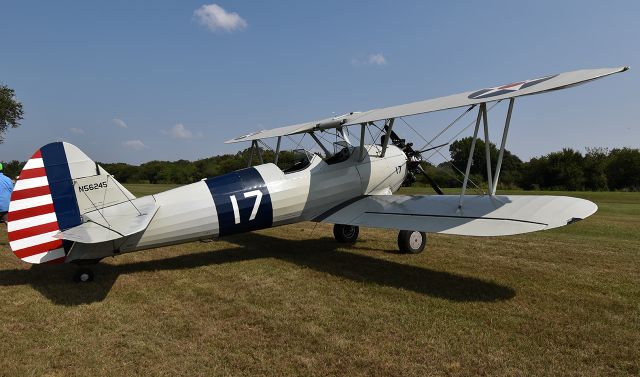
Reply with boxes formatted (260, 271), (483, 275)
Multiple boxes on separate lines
(315, 195), (597, 236)
(226, 66), (628, 143)
(225, 115), (355, 144)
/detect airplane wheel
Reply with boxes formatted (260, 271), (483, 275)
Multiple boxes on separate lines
(73, 268), (94, 283)
(398, 230), (427, 254)
(333, 224), (359, 243)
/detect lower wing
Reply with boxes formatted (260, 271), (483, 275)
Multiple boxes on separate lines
(315, 195), (597, 236)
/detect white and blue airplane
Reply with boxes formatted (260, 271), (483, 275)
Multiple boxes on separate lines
(5, 66), (628, 282)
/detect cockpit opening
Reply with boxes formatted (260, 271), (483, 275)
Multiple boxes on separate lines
(244, 129), (358, 173)
(324, 141), (354, 165)
(281, 149), (314, 174)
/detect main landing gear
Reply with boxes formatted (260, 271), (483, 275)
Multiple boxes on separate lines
(333, 224), (360, 243)
(397, 230), (427, 254)
(332, 224), (427, 254)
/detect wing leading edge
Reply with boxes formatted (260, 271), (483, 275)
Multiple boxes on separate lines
(226, 66), (628, 143)
(315, 195), (597, 237)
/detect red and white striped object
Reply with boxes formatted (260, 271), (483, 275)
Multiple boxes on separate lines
(7, 150), (66, 264)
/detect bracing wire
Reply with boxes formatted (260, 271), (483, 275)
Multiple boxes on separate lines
(425, 101), (502, 161)
(420, 105), (476, 151)
(316, 131), (334, 146)
(365, 121), (385, 156)
(257, 139), (274, 152)
(286, 133), (307, 151)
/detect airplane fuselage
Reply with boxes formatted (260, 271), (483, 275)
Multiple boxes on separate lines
(68, 145), (407, 262)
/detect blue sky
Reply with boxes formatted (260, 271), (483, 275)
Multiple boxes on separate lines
(1, 0), (637, 164)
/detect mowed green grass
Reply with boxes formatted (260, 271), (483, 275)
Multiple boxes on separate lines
(0, 184), (638, 376)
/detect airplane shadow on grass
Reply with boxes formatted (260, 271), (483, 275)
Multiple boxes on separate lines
(0, 233), (515, 306)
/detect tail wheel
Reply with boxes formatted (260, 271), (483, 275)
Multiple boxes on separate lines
(398, 230), (427, 254)
(333, 224), (359, 243)
(73, 268), (94, 283)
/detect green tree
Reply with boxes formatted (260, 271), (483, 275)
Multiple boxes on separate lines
(607, 148), (640, 190)
(100, 162), (139, 183)
(583, 147), (609, 190)
(1, 160), (24, 180)
(449, 136), (522, 187)
(0, 85), (24, 142)
(139, 161), (168, 184)
(520, 156), (546, 190)
(521, 148), (585, 190)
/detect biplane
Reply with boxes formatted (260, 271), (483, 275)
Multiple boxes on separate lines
(6, 66), (628, 282)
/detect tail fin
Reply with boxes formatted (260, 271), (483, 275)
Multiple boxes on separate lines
(7, 142), (134, 264)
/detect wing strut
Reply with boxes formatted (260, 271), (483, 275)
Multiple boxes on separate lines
(358, 123), (366, 161)
(274, 136), (282, 165)
(459, 104), (484, 208)
(380, 118), (395, 157)
(247, 140), (256, 167)
(492, 98), (515, 194)
(338, 127), (351, 145)
(309, 132), (331, 156)
(458, 98), (517, 208)
(482, 103), (493, 193)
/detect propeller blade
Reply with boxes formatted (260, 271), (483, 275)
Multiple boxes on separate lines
(418, 164), (444, 195)
(417, 142), (449, 154)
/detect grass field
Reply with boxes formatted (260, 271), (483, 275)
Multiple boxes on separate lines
(0, 185), (638, 376)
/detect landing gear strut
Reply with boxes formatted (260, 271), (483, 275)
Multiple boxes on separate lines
(333, 224), (359, 243)
(73, 268), (94, 283)
(398, 230), (427, 254)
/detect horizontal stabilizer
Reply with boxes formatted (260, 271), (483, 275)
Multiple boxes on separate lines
(55, 196), (159, 243)
(316, 195), (597, 236)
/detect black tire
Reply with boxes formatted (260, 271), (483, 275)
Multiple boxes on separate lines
(73, 268), (94, 283)
(333, 224), (359, 243)
(397, 230), (427, 254)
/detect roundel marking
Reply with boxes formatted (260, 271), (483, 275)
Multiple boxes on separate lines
(468, 74), (558, 100)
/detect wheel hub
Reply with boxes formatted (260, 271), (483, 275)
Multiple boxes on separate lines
(409, 231), (422, 249)
(343, 226), (356, 238)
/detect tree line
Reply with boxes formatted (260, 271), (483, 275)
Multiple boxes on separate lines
(2, 139), (639, 191)
(422, 138), (639, 191)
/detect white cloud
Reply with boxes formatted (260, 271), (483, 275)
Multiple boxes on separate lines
(122, 140), (148, 150)
(194, 4), (247, 32)
(69, 127), (85, 134)
(113, 118), (128, 128)
(368, 53), (386, 66)
(165, 123), (195, 139)
(351, 52), (387, 66)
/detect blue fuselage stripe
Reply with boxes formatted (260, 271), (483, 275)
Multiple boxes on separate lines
(205, 167), (273, 237)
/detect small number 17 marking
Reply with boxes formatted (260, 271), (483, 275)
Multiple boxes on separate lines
(229, 190), (263, 224)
